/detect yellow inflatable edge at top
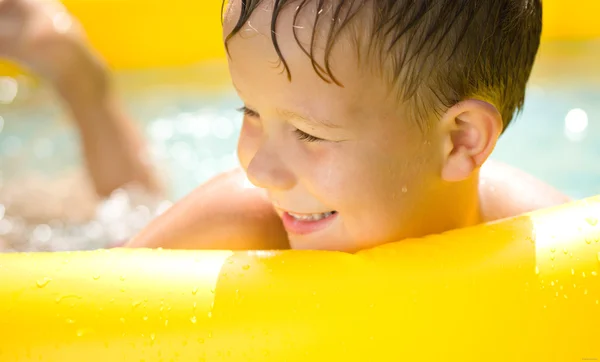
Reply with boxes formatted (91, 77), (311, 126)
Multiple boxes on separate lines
(0, 0), (599, 73)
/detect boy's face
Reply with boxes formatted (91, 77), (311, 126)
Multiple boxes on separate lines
(224, 2), (451, 252)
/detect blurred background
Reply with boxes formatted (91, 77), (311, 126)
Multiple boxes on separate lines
(0, 0), (599, 252)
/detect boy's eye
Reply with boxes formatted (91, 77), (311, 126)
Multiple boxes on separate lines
(237, 106), (259, 118)
(294, 128), (323, 142)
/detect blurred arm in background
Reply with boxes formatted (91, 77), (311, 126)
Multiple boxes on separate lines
(0, 0), (162, 197)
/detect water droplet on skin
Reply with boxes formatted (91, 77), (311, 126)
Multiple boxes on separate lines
(190, 316), (197, 324)
(242, 264), (250, 270)
(585, 217), (598, 226)
(192, 287), (199, 295)
(36, 277), (52, 288)
(401, 186), (408, 193)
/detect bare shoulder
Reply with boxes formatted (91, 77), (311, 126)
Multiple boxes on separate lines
(479, 160), (571, 222)
(127, 168), (289, 250)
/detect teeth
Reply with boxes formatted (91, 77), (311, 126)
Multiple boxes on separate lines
(288, 211), (335, 221)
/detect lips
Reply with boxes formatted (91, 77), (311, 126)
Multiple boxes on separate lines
(280, 210), (338, 235)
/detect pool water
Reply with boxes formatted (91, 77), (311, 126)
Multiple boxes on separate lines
(0, 41), (599, 251)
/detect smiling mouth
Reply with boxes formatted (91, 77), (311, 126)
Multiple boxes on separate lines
(280, 210), (338, 235)
(286, 211), (337, 221)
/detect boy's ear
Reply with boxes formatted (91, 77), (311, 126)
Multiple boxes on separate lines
(439, 99), (503, 182)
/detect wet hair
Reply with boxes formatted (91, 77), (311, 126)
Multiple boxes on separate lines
(223, 0), (542, 130)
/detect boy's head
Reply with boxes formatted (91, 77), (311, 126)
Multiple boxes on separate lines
(223, 0), (542, 252)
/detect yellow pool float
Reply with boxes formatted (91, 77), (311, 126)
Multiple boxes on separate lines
(0, 0), (599, 73)
(0, 197), (599, 361)
(1, 1), (600, 361)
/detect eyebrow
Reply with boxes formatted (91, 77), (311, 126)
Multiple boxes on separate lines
(232, 82), (341, 129)
(278, 109), (342, 129)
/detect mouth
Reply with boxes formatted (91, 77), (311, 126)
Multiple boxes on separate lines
(280, 210), (338, 235)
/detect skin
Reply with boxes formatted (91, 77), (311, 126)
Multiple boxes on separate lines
(128, 1), (570, 252)
(0, 0), (162, 197)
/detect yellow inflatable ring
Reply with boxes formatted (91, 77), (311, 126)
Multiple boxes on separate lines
(0, 0), (599, 74)
(1, 196), (599, 361)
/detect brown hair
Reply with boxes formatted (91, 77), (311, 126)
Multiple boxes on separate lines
(224, 0), (542, 131)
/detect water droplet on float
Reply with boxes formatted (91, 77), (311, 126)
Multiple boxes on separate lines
(92, 275), (100, 280)
(592, 271), (598, 277)
(550, 255), (555, 261)
(150, 333), (155, 342)
(584, 289), (588, 295)
(571, 268), (575, 275)
(132, 301), (142, 308)
(586, 238), (593, 245)
(36, 277), (52, 288)
(551, 281), (555, 287)
(563, 248), (568, 254)
(585, 217), (598, 226)
(401, 186), (408, 193)
(197, 338), (205, 344)
(190, 316), (197, 324)
(192, 287), (199, 295)
(207, 311), (212, 318)
(582, 272), (587, 278)
(242, 264), (250, 270)
(550, 247), (556, 253)
(66, 319), (75, 324)
(535, 266), (540, 275)
(143, 315), (148, 321)
(119, 275), (126, 281)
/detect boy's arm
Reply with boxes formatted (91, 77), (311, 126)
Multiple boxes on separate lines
(0, 0), (162, 197)
(126, 168), (290, 250)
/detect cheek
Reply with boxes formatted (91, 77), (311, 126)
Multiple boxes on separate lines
(236, 119), (262, 171)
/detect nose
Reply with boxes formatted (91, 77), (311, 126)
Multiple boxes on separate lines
(245, 142), (296, 191)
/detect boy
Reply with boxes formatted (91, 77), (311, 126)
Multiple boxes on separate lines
(2, 0), (569, 253)
(129, 0), (569, 252)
